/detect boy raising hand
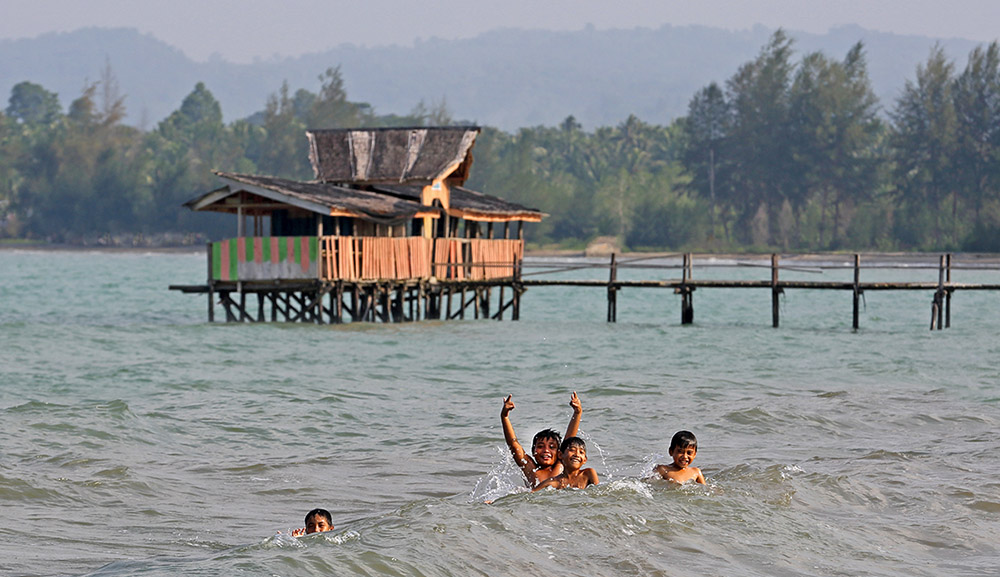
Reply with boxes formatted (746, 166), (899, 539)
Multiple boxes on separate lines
(533, 436), (599, 491)
(500, 392), (582, 487)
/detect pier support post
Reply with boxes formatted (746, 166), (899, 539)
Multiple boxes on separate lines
(352, 285), (359, 321)
(335, 282), (343, 324)
(932, 254), (947, 330)
(946, 253), (952, 328)
(206, 242), (215, 323)
(512, 261), (522, 321)
(771, 254), (781, 328)
(607, 253), (618, 323)
(680, 253), (694, 324)
(852, 254), (861, 330)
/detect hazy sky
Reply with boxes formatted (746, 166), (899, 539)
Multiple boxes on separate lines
(4, 0), (1000, 63)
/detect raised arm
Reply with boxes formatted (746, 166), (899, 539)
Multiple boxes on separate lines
(564, 392), (582, 439)
(500, 395), (536, 481)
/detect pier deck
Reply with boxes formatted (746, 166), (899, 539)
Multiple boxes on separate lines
(518, 253), (1000, 329)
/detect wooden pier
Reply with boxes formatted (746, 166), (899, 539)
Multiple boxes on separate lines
(519, 252), (1000, 330)
(167, 127), (1000, 330)
(171, 249), (1000, 330)
(169, 236), (526, 323)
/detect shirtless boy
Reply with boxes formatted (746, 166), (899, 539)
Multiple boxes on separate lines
(654, 430), (706, 485)
(532, 436), (599, 491)
(500, 392), (582, 487)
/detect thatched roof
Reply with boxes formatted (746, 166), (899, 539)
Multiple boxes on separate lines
(185, 172), (439, 225)
(372, 184), (545, 223)
(307, 127), (479, 185)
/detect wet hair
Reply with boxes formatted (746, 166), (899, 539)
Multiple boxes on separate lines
(669, 430), (698, 452)
(305, 508), (332, 526)
(532, 428), (562, 450)
(560, 436), (586, 453)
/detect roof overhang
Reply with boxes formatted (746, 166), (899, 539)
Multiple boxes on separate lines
(185, 173), (442, 225)
(449, 208), (545, 223)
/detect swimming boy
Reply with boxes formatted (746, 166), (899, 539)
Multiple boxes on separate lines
(291, 508), (334, 536)
(532, 436), (599, 491)
(654, 430), (706, 484)
(500, 392), (582, 487)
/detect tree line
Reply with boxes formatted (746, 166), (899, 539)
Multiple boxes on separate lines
(2, 31), (1000, 252)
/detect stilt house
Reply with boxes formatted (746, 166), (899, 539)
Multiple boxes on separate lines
(172, 126), (544, 323)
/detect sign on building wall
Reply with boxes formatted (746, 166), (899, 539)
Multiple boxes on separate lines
(212, 237), (318, 281)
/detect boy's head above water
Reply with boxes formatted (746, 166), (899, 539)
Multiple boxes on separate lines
(559, 436), (587, 469)
(304, 508), (333, 534)
(669, 430), (698, 453)
(669, 430), (698, 468)
(532, 428), (562, 468)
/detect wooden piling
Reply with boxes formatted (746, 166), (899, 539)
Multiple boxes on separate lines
(206, 242), (215, 323)
(680, 253), (694, 324)
(771, 254), (780, 328)
(335, 282), (343, 323)
(852, 253), (861, 330)
(381, 285), (390, 323)
(512, 260), (522, 321)
(932, 254), (946, 330)
(352, 285), (359, 321)
(607, 253), (618, 323)
(946, 253), (952, 328)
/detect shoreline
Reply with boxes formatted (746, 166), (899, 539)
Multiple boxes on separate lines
(3, 242), (999, 264)
(0, 242), (204, 254)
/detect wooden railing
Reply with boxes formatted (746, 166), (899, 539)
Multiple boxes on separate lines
(322, 236), (523, 282)
(433, 238), (524, 280)
(211, 236), (524, 282)
(321, 236), (433, 281)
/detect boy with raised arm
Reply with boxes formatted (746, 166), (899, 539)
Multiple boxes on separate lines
(500, 392), (582, 487)
(532, 436), (599, 491)
(654, 430), (706, 485)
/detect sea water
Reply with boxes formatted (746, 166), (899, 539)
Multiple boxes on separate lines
(1, 249), (998, 577)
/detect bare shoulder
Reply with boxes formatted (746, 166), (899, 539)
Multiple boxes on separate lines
(533, 473), (566, 492)
(533, 466), (556, 484)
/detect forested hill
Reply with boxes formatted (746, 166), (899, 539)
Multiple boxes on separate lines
(0, 24), (984, 129)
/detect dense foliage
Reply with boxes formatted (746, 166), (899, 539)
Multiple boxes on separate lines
(3, 32), (1000, 251)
